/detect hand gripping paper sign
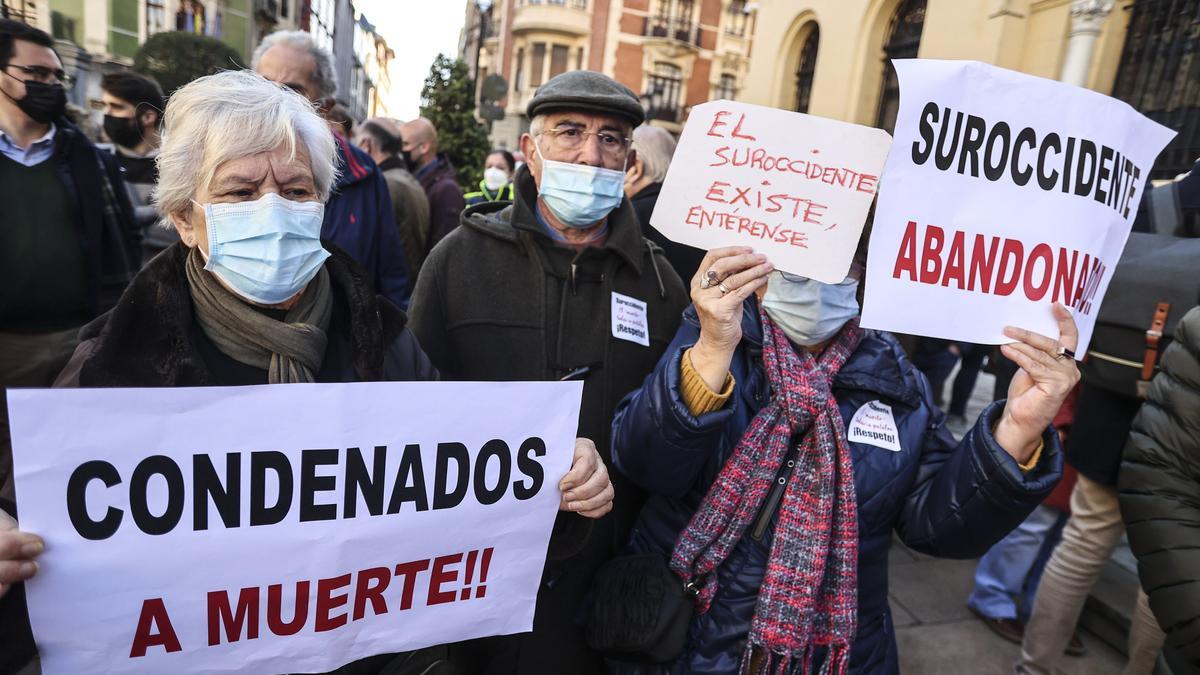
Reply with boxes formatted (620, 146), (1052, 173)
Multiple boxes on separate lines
(651, 100), (892, 282)
(7, 381), (581, 675)
(860, 60), (1176, 354)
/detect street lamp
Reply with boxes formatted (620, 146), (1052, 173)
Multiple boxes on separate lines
(473, 0), (493, 107)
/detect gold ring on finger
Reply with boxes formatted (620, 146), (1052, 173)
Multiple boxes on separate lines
(1055, 345), (1075, 360)
(718, 281), (732, 295)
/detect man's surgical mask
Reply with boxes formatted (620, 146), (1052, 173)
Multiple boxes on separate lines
(103, 114), (143, 149)
(761, 272), (860, 347)
(2, 78), (66, 124)
(533, 138), (625, 228)
(195, 193), (329, 305)
(483, 166), (510, 191)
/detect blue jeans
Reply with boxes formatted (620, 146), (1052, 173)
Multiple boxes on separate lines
(968, 505), (1067, 622)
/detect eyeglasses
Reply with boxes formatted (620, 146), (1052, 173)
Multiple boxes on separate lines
(537, 126), (632, 157)
(779, 262), (865, 284)
(3, 64), (72, 88)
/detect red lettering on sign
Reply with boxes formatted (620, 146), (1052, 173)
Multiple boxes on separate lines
(130, 598), (182, 657)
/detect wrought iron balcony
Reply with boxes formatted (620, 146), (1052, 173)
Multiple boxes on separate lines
(644, 16), (700, 46)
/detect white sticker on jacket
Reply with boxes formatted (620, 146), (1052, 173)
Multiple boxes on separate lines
(611, 292), (650, 346)
(847, 400), (902, 452)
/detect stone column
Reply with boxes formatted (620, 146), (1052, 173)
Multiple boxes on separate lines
(1059, 0), (1114, 87)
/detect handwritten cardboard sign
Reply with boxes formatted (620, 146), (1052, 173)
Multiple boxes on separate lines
(651, 100), (893, 282)
(8, 381), (581, 675)
(859, 60), (1176, 352)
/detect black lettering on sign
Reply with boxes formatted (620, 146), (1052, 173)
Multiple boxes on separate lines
(433, 443), (470, 510)
(473, 439), (511, 506)
(387, 444), (430, 513)
(299, 449), (339, 522)
(911, 103), (1144, 216)
(344, 446), (387, 518)
(514, 437), (547, 500)
(66, 460), (123, 540)
(129, 455), (185, 536)
(250, 451), (293, 526)
(193, 453), (240, 531)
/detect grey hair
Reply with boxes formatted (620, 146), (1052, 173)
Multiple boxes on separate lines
(153, 69), (338, 218)
(528, 113), (547, 137)
(632, 125), (677, 183)
(252, 30), (338, 101)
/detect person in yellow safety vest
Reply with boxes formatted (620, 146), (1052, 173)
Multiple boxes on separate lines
(465, 149), (516, 205)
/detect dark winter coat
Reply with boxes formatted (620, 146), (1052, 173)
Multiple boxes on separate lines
(408, 165), (689, 673)
(415, 152), (467, 254)
(610, 302), (1062, 674)
(323, 135), (412, 310)
(1065, 383), (1142, 486)
(0, 496), (33, 673)
(53, 119), (140, 316)
(631, 181), (705, 283)
(55, 242), (435, 388)
(1120, 305), (1200, 670)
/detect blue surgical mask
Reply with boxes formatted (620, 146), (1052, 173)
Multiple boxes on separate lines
(195, 193), (329, 305)
(761, 272), (860, 346)
(533, 138), (626, 228)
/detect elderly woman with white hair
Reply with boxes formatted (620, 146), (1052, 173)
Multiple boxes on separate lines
(624, 124), (704, 281)
(0, 69), (614, 674)
(46, 69), (436, 388)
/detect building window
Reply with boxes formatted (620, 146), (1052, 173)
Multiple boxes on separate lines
(874, 0), (926, 133)
(725, 0), (748, 37)
(281, 0), (289, 19)
(515, 48), (525, 90)
(714, 73), (737, 101)
(1113, 0), (1200, 179)
(530, 43), (546, 87)
(646, 61), (683, 123)
(50, 11), (76, 42)
(308, 0), (335, 53)
(146, 0), (167, 37)
(649, 0), (696, 44)
(0, 0), (38, 23)
(550, 44), (569, 79)
(794, 24), (819, 113)
(576, 47), (584, 71)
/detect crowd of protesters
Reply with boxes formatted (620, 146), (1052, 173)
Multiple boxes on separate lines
(0, 17), (1196, 675)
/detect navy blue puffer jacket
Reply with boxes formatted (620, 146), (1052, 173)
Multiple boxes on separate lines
(609, 301), (1063, 674)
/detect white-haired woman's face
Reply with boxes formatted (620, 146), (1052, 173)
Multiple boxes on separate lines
(168, 142), (318, 256)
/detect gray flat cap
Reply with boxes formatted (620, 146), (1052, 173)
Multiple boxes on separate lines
(526, 70), (645, 127)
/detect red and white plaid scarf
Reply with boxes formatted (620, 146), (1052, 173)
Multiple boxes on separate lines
(671, 307), (864, 675)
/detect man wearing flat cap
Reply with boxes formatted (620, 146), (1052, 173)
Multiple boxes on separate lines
(409, 70), (688, 672)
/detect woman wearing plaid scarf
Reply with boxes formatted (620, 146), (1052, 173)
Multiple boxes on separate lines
(607, 235), (1077, 674)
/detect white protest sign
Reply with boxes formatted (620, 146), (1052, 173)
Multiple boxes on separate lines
(860, 60), (1176, 352)
(651, 100), (893, 282)
(8, 381), (581, 675)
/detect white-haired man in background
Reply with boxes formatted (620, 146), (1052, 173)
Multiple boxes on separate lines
(624, 124), (703, 281)
(253, 30), (413, 309)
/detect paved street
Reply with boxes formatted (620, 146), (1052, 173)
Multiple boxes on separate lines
(890, 539), (1124, 674)
(891, 365), (1125, 674)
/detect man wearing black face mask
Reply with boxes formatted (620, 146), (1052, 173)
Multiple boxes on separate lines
(0, 18), (137, 674)
(101, 71), (169, 265)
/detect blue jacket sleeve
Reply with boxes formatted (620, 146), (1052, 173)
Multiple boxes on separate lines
(896, 388), (1064, 559)
(611, 316), (738, 498)
(370, 171), (412, 309)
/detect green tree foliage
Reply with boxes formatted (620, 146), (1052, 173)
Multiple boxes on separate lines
(133, 32), (244, 97)
(419, 55), (490, 190)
